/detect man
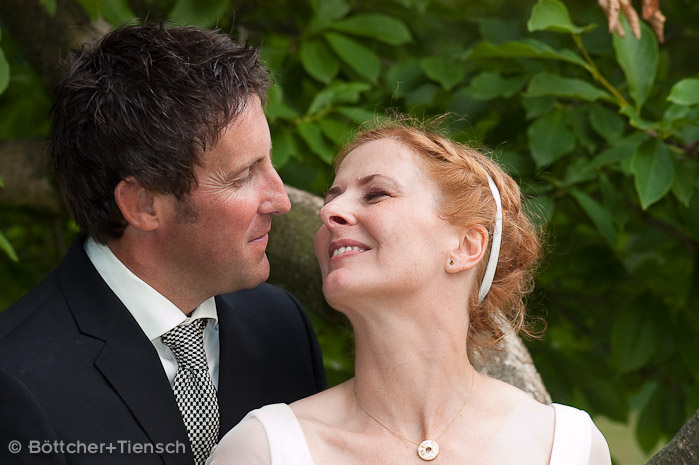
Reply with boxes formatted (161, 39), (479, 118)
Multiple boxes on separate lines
(0, 23), (326, 465)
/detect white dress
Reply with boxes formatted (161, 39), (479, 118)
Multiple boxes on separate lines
(207, 403), (612, 465)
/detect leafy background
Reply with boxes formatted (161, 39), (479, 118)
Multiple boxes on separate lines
(1, 0), (698, 462)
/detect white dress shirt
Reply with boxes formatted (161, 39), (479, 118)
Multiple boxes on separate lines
(84, 238), (220, 388)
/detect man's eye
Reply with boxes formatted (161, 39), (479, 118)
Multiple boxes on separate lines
(231, 170), (252, 185)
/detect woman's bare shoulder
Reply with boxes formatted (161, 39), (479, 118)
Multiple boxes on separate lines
(474, 375), (555, 463)
(479, 374), (553, 415)
(291, 381), (352, 421)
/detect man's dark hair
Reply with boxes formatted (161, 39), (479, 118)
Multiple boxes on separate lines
(49, 22), (272, 243)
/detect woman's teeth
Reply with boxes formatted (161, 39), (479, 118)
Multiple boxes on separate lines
(332, 246), (365, 257)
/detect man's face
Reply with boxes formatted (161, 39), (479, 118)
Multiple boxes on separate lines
(158, 95), (290, 300)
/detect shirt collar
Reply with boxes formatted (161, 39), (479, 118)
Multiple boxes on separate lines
(84, 238), (218, 341)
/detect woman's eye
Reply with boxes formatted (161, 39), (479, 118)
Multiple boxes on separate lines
(364, 190), (389, 202)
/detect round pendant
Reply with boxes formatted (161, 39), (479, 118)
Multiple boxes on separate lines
(417, 440), (439, 461)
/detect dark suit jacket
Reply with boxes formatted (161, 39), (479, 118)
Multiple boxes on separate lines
(0, 239), (326, 464)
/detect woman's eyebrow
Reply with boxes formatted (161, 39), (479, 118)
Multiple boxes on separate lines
(357, 174), (398, 187)
(324, 185), (342, 202)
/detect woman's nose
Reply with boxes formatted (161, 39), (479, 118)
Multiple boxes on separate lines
(320, 198), (355, 228)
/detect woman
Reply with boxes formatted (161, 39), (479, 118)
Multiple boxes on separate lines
(208, 122), (611, 464)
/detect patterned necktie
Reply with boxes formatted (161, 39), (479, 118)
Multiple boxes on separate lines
(161, 319), (219, 465)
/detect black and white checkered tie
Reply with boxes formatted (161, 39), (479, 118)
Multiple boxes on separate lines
(161, 319), (219, 465)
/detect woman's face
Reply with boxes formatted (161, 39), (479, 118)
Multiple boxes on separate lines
(314, 137), (463, 309)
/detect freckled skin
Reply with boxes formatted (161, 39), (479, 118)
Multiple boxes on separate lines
(314, 138), (462, 312)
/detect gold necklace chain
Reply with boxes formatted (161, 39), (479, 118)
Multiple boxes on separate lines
(354, 365), (476, 461)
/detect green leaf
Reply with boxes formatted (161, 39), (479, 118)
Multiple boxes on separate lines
(600, 173), (629, 227)
(99, 0), (136, 26)
(590, 146), (635, 169)
(522, 96), (556, 119)
(526, 72), (612, 102)
(318, 118), (351, 146)
(386, 60), (424, 99)
(325, 32), (380, 83)
(667, 78), (699, 106)
(497, 149), (534, 178)
(570, 190), (617, 247)
(563, 157), (596, 186)
(636, 383), (664, 452)
(0, 175), (4, 187)
(527, 110), (576, 167)
(686, 189), (699, 241)
(631, 139), (675, 209)
(589, 103), (625, 142)
(527, 0), (595, 34)
(331, 14), (412, 46)
(0, 231), (18, 262)
(612, 18), (659, 111)
(466, 72), (528, 100)
(419, 56), (465, 91)
(0, 47), (9, 95)
(297, 122), (335, 164)
(672, 158), (699, 207)
(307, 81), (371, 115)
(612, 299), (658, 373)
(335, 106), (376, 124)
(169, 0), (230, 28)
(300, 39), (340, 84)
(391, 0), (430, 13)
(567, 107), (597, 154)
(310, 0), (350, 21)
(271, 127), (299, 169)
(524, 195), (555, 225)
(590, 132), (647, 170)
(260, 35), (291, 75)
(76, 0), (101, 19)
(39, 0), (57, 16)
(469, 39), (588, 69)
(636, 382), (684, 451)
(620, 104), (657, 131)
(265, 85), (299, 122)
(663, 104), (695, 124)
(479, 17), (522, 44)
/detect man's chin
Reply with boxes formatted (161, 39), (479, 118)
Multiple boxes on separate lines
(241, 257), (271, 290)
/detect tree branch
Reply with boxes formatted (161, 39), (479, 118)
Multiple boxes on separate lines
(646, 408), (699, 465)
(0, 0), (108, 91)
(0, 139), (61, 212)
(626, 201), (699, 252)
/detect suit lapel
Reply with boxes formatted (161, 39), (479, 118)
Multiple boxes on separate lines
(57, 239), (193, 465)
(216, 295), (266, 435)
(95, 317), (193, 465)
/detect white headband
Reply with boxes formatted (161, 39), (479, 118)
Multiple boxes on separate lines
(477, 174), (503, 304)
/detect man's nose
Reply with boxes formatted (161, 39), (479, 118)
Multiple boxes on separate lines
(261, 168), (291, 215)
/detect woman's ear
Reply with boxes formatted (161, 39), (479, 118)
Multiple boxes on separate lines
(114, 177), (161, 232)
(446, 225), (488, 273)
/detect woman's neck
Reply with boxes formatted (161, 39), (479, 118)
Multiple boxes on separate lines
(348, 296), (476, 443)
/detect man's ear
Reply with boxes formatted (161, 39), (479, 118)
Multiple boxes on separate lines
(445, 225), (488, 273)
(114, 177), (161, 232)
